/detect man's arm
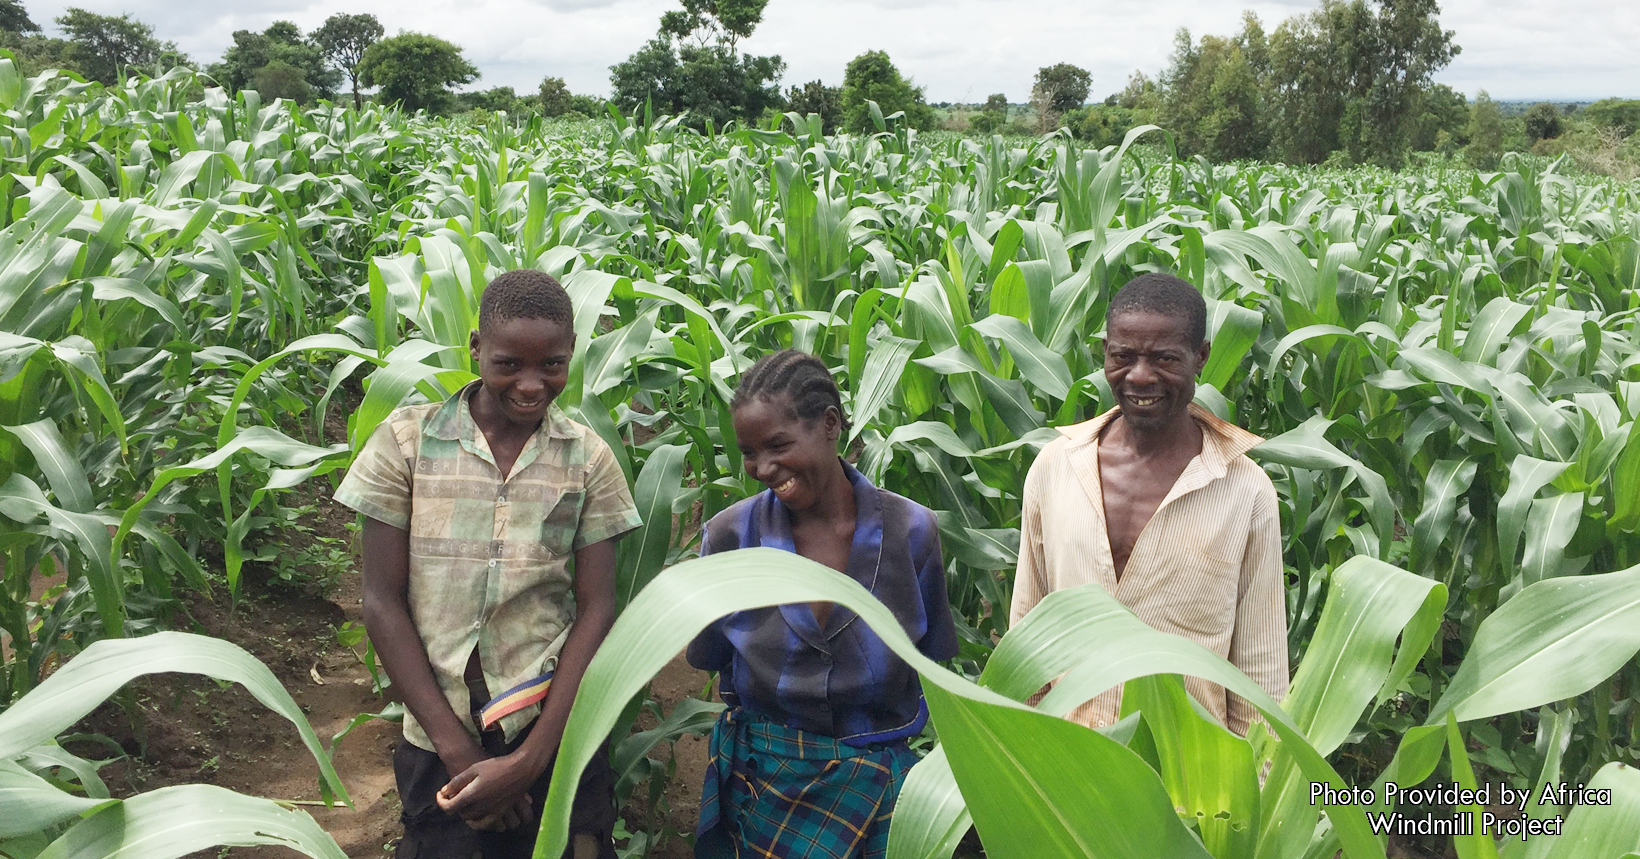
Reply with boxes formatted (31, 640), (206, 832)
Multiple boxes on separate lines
(438, 536), (618, 818)
(1225, 483), (1290, 736)
(1008, 458), (1049, 628)
(361, 517), (488, 777)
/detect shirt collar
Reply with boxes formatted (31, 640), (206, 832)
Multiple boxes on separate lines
(1060, 402), (1265, 480)
(424, 380), (579, 444)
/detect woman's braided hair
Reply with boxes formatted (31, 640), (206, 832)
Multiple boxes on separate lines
(731, 350), (852, 432)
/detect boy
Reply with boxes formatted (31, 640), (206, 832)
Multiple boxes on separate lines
(336, 270), (641, 859)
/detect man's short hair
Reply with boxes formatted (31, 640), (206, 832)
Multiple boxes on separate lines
(478, 270), (574, 333)
(1106, 273), (1208, 346)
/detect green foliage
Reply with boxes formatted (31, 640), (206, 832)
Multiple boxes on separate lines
(210, 21), (337, 103)
(786, 79), (842, 134)
(1266, 0), (1459, 166)
(538, 552), (1640, 858)
(841, 50), (933, 132)
(1409, 82), (1468, 152)
(1160, 15), (1270, 160)
(533, 78), (603, 120)
(610, 0), (784, 130)
(1, 632), (348, 857)
(1524, 102), (1565, 143)
(1030, 62), (1091, 126)
(54, 7), (187, 85)
(538, 76), (574, 117)
(1063, 105), (1141, 148)
(1466, 89), (1504, 169)
(0, 0), (37, 34)
(455, 85), (531, 115)
(311, 13), (382, 110)
(1582, 98), (1640, 138)
(357, 32), (478, 114)
(658, 0), (769, 51)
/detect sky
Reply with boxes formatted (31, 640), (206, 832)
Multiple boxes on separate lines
(24, 0), (1640, 104)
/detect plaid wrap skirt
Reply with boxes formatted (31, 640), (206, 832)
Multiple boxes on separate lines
(694, 708), (918, 859)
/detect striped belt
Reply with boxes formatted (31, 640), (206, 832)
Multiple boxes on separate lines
(472, 670), (555, 730)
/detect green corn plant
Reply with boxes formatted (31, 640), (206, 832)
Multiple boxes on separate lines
(0, 631), (348, 858)
(533, 549), (1640, 859)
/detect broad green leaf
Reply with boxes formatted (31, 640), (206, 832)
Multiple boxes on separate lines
(0, 633), (345, 805)
(616, 443), (687, 610)
(34, 784), (345, 859)
(925, 681), (1214, 859)
(849, 335), (918, 441)
(970, 314), (1071, 400)
(1121, 675), (1257, 859)
(885, 748), (971, 859)
(1429, 564), (1640, 723)
(2, 418), (92, 513)
(0, 759), (114, 838)
(1542, 762), (1640, 859)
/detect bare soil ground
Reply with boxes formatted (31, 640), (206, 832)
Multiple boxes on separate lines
(68, 490), (713, 859)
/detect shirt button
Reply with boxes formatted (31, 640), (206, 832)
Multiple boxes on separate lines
(488, 559), (498, 568)
(818, 651), (831, 664)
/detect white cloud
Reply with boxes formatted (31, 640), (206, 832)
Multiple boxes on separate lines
(23, 0), (1638, 101)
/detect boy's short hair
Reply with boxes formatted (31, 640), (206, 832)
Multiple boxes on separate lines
(479, 270), (574, 333)
(1106, 272), (1208, 346)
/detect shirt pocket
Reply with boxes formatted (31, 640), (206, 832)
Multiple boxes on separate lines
(1160, 550), (1240, 640)
(541, 488), (585, 556)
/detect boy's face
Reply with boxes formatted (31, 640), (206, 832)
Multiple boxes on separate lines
(468, 316), (575, 429)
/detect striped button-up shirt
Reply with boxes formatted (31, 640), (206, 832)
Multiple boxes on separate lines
(334, 384), (642, 749)
(1009, 404), (1288, 736)
(688, 462), (959, 746)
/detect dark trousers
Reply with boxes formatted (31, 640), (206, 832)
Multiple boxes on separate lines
(393, 724), (618, 859)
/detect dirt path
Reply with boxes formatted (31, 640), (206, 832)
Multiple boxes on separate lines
(73, 492), (714, 858)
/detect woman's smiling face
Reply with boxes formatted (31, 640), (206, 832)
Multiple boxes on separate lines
(731, 395), (843, 513)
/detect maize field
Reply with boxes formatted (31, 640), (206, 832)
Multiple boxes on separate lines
(3, 61), (1640, 857)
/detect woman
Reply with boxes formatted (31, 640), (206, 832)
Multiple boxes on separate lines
(688, 349), (959, 859)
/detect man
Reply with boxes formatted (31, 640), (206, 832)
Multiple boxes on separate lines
(1008, 272), (1288, 735)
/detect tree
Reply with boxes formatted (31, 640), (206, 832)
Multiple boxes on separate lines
(251, 60), (311, 103)
(1266, 0), (1458, 166)
(1465, 89), (1503, 169)
(609, 0), (783, 129)
(357, 32), (477, 114)
(1582, 98), (1640, 138)
(659, 0), (768, 52)
(1523, 102), (1563, 143)
(0, 0), (38, 34)
(839, 50), (933, 133)
(1031, 62), (1091, 130)
(55, 8), (185, 85)
(210, 21), (337, 103)
(786, 80), (841, 133)
(1408, 83), (1466, 151)
(1159, 16), (1270, 161)
(455, 86), (528, 114)
(538, 76), (574, 116)
(312, 13), (383, 110)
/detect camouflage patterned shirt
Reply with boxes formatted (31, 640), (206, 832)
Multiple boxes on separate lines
(335, 383), (641, 749)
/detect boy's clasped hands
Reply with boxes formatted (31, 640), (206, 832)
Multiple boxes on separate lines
(436, 741), (546, 832)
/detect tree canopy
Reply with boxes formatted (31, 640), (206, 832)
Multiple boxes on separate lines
(840, 50), (933, 133)
(357, 32), (477, 114)
(1031, 63), (1091, 116)
(312, 13), (383, 110)
(55, 7), (187, 85)
(210, 21), (337, 103)
(0, 0), (38, 34)
(786, 80), (842, 133)
(609, 0), (783, 129)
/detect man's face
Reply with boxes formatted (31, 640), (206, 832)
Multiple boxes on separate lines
(1103, 311), (1210, 433)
